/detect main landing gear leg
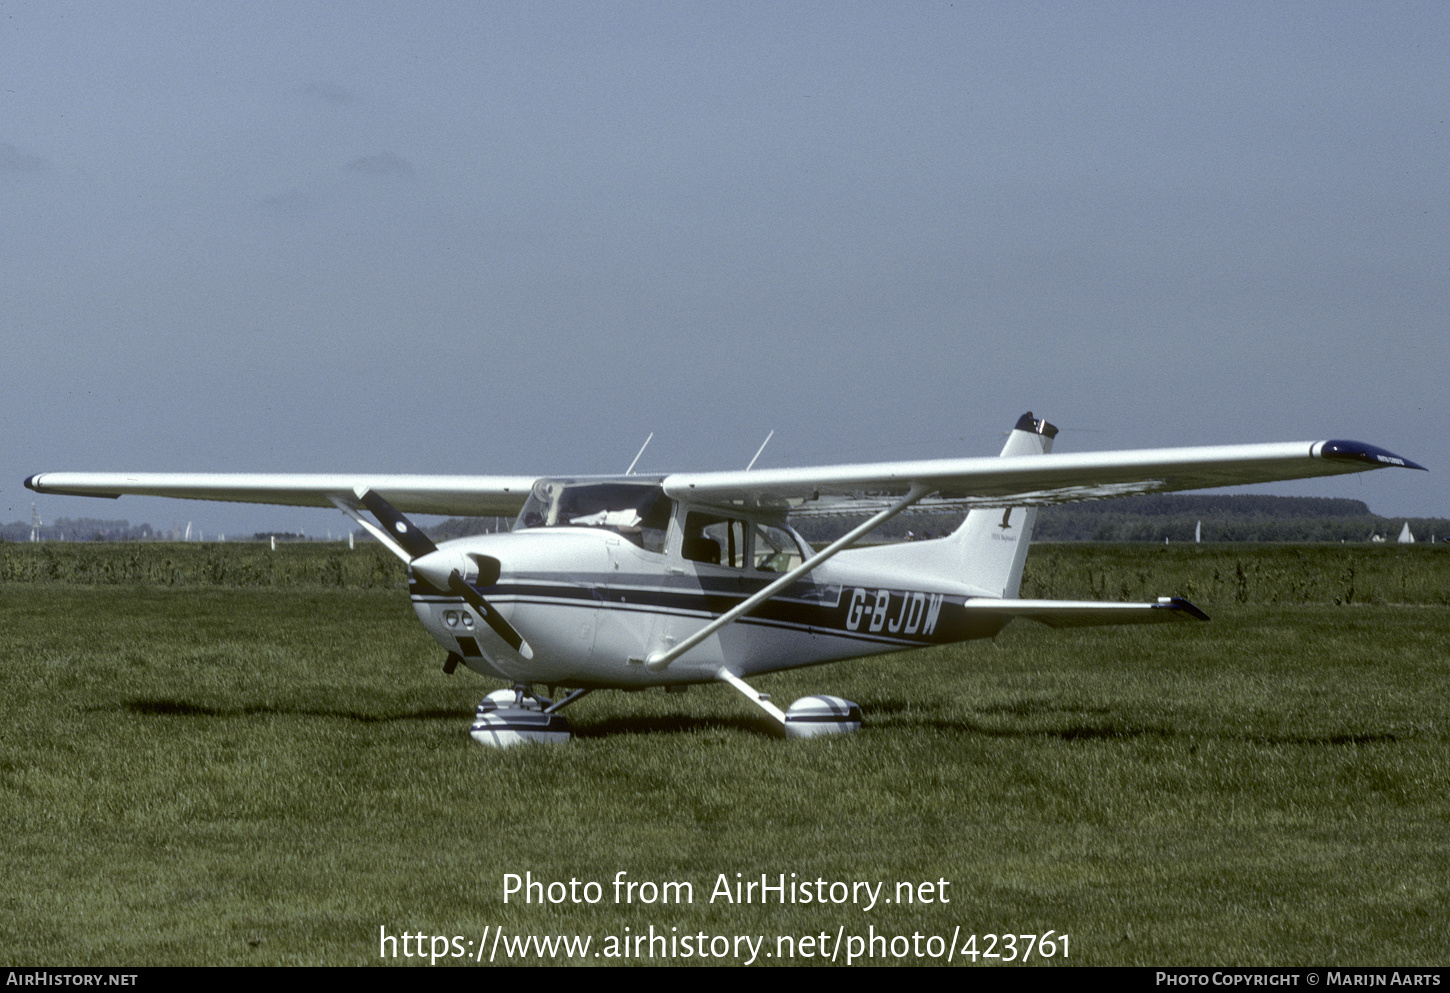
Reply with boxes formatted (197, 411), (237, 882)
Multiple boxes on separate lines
(715, 668), (862, 739)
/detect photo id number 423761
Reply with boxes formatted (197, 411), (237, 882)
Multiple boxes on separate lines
(959, 932), (1069, 962)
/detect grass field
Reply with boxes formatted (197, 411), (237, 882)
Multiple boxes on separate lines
(2, 544), (1447, 966)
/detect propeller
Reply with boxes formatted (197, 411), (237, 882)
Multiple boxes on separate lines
(354, 489), (534, 660)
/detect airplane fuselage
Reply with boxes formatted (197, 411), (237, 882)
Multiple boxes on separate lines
(410, 521), (1005, 689)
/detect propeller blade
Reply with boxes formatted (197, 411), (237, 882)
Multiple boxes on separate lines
(358, 488), (438, 559)
(447, 570), (534, 659)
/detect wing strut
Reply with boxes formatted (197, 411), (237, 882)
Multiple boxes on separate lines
(328, 490), (437, 561)
(716, 667), (788, 726)
(635, 481), (934, 671)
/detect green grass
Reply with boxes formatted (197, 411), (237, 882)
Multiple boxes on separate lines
(0, 541), (404, 588)
(1020, 542), (1450, 606)
(2, 546), (1448, 965)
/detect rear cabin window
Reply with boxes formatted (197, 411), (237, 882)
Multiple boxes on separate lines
(752, 522), (807, 573)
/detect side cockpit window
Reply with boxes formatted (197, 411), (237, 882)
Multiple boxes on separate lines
(679, 513), (808, 571)
(682, 512), (748, 569)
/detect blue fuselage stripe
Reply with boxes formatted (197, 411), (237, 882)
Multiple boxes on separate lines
(412, 574), (985, 648)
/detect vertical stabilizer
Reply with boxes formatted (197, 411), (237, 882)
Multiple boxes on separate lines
(949, 412), (1057, 598)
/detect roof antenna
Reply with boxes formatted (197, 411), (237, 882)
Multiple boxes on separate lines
(625, 433), (654, 475)
(746, 430), (775, 470)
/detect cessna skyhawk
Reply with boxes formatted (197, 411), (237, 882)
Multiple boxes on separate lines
(25, 414), (1424, 746)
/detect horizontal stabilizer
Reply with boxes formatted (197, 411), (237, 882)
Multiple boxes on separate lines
(963, 596), (1209, 627)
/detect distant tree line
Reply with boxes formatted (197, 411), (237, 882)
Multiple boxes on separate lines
(424, 517), (514, 541)
(0, 518), (333, 543)
(795, 494), (1447, 544)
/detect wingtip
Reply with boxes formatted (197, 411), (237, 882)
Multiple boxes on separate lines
(22, 473), (121, 499)
(1156, 596), (1210, 622)
(1317, 440), (1427, 472)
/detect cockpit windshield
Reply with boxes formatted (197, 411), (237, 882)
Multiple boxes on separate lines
(515, 479), (673, 553)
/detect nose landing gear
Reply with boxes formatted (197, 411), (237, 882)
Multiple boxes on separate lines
(468, 685), (592, 747)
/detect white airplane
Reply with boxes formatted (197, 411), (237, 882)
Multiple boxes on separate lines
(26, 414), (1424, 746)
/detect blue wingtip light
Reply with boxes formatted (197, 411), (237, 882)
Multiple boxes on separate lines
(1319, 440), (1427, 472)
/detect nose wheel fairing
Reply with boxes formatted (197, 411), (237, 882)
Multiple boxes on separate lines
(469, 688), (573, 747)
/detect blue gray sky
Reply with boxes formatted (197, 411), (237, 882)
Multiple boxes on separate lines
(4, 1), (1445, 536)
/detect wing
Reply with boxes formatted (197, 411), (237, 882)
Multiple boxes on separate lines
(661, 438), (1425, 516)
(25, 432), (1424, 520)
(23, 472), (537, 517)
